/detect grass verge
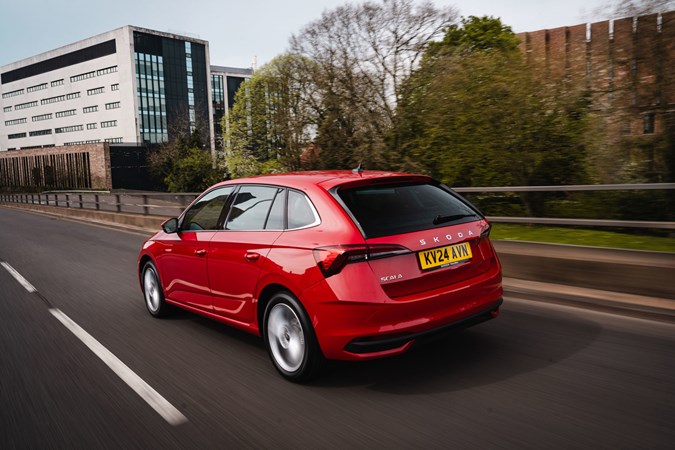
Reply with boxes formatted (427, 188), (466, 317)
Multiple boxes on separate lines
(491, 223), (675, 253)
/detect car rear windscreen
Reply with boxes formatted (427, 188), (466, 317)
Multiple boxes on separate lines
(336, 182), (482, 239)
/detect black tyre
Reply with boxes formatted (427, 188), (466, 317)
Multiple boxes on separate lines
(263, 291), (323, 382)
(141, 261), (169, 317)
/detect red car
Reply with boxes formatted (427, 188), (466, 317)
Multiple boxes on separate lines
(138, 171), (502, 381)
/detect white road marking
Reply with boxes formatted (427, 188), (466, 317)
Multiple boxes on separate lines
(2, 261), (186, 425)
(49, 308), (187, 426)
(1, 262), (37, 293)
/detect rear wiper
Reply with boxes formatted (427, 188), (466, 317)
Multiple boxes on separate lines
(433, 213), (477, 225)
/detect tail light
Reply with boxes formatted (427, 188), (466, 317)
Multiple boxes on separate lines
(313, 244), (410, 277)
(479, 221), (491, 239)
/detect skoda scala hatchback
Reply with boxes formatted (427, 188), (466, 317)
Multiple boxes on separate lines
(138, 171), (502, 381)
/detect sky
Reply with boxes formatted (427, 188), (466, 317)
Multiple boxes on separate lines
(0, 0), (616, 70)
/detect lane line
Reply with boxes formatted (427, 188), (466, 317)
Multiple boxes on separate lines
(49, 308), (188, 426)
(0, 260), (187, 426)
(1, 262), (37, 293)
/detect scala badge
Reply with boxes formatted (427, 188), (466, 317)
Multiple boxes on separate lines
(380, 274), (403, 283)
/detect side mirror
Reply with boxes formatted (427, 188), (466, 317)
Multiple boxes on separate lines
(162, 218), (179, 234)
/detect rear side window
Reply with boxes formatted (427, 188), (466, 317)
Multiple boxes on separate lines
(337, 183), (480, 238)
(226, 186), (282, 230)
(288, 190), (319, 229)
(265, 189), (285, 230)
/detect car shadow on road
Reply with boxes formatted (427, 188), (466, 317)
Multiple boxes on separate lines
(309, 303), (603, 394)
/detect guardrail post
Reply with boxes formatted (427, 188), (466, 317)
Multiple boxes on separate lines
(142, 195), (149, 215)
(31, 194), (34, 204)
(78, 194), (83, 209)
(95, 194), (100, 211)
(54, 194), (59, 207)
(116, 194), (121, 213)
(66, 194), (70, 208)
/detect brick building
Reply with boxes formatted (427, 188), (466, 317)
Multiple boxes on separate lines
(518, 11), (674, 181)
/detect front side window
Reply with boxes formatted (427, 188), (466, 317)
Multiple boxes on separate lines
(181, 186), (234, 231)
(225, 186), (281, 231)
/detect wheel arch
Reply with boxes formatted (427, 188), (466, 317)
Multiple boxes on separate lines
(138, 254), (153, 273)
(257, 283), (294, 335)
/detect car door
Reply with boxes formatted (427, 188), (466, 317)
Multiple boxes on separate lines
(157, 186), (234, 310)
(207, 185), (285, 323)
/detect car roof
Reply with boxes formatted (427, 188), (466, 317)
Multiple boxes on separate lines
(215, 171), (431, 191)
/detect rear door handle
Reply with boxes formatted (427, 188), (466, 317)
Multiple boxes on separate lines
(195, 248), (207, 257)
(245, 252), (260, 261)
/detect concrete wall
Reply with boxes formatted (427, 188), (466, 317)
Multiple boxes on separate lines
(494, 240), (675, 299)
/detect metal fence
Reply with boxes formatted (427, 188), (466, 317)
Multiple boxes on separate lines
(0, 191), (198, 218)
(453, 183), (675, 230)
(1, 183), (675, 230)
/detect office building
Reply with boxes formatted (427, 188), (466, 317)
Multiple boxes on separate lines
(1, 26), (251, 155)
(211, 65), (253, 153)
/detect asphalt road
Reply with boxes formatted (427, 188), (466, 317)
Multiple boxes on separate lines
(1, 207), (674, 449)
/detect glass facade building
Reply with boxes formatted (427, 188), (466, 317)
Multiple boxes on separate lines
(210, 66), (252, 152)
(133, 31), (210, 146)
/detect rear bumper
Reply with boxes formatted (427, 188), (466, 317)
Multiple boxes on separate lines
(344, 299), (502, 354)
(301, 258), (503, 361)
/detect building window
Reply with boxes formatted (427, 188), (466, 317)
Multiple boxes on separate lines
(101, 120), (117, 128)
(4, 118), (27, 126)
(27, 83), (48, 93)
(185, 42), (195, 132)
(66, 92), (81, 100)
(83, 105), (98, 113)
(97, 66), (118, 76)
(87, 123), (97, 130)
(111, 83), (119, 91)
(32, 113), (53, 122)
(55, 125), (84, 134)
(87, 87), (105, 96)
(64, 139), (101, 146)
(105, 101), (120, 110)
(104, 137), (123, 143)
(643, 113), (655, 134)
(15, 101), (38, 110)
(134, 51), (167, 144)
(51, 79), (64, 87)
(2, 89), (24, 99)
(55, 109), (76, 118)
(71, 71), (96, 82)
(3, 106), (12, 112)
(41, 95), (65, 105)
(29, 129), (52, 137)
(8, 132), (26, 139)
(211, 74), (224, 105)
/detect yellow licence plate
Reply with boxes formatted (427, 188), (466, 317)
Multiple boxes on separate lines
(418, 242), (472, 270)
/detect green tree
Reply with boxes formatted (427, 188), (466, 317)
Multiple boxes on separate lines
(427, 15), (521, 56)
(291, 0), (456, 169)
(148, 128), (220, 192)
(164, 147), (221, 192)
(224, 54), (317, 178)
(394, 16), (591, 213)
